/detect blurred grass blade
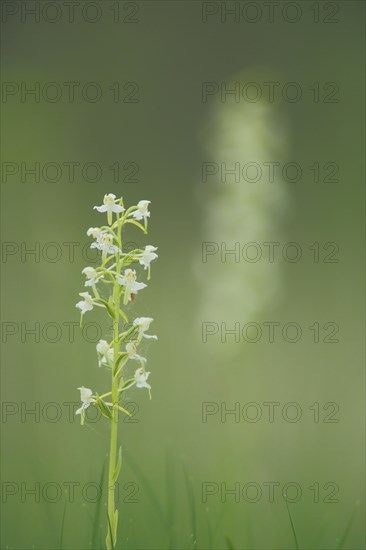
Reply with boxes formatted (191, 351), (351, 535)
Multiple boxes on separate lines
(124, 452), (166, 526)
(337, 504), (358, 549)
(205, 508), (213, 550)
(183, 464), (197, 548)
(166, 451), (176, 548)
(212, 506), (227, 541)
(225, 535), (235, 549)
(59, 498), (67, 549)
(245, 509), (253, 550)
(285, 500), (299, 550)
(92, 458), (107, 549)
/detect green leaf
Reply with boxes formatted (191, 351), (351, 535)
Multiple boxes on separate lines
(116, 352), (127, 367)
(94, 299), (115, 320)
(96, 395), (113, 420)
(112, 447), (122, 483)
(119, 325), (138, 343)
(119, 308), (129, 323)
(114, 353), (128, 378)
(106, 512), (115, 550)
(113, 509), (118, 542)
(115, 404), (132, 417)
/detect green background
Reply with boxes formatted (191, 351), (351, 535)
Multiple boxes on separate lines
(1, 1), (365, 549)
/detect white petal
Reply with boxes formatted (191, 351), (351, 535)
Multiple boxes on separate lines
(132, 281), (147, 292)
(111, 205), (124, 213)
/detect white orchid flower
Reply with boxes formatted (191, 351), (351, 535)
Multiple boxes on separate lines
(87, 227), (103, 239)
(76, 292), (98, 315)
(137, 246), (158, 277)
(96, 339), (114, 367)
(133, 317), (157, 340)
(134, 367), (151, 390)
(130, 200), (150, 222)
(94, 193), (124, 225)
(118, 269), (147, 304)
(82, 266), (103, 287)
(75, 386), (95, 424)
(126, 342), (146, 363)
(91, 232), (120, 262)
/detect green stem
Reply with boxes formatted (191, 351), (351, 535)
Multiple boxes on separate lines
(106, 215), (124, 550)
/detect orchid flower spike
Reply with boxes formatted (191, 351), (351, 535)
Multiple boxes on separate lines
(74, 193), (158, 547)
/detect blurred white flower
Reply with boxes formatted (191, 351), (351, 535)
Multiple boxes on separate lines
(195, 71), (289, 358)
